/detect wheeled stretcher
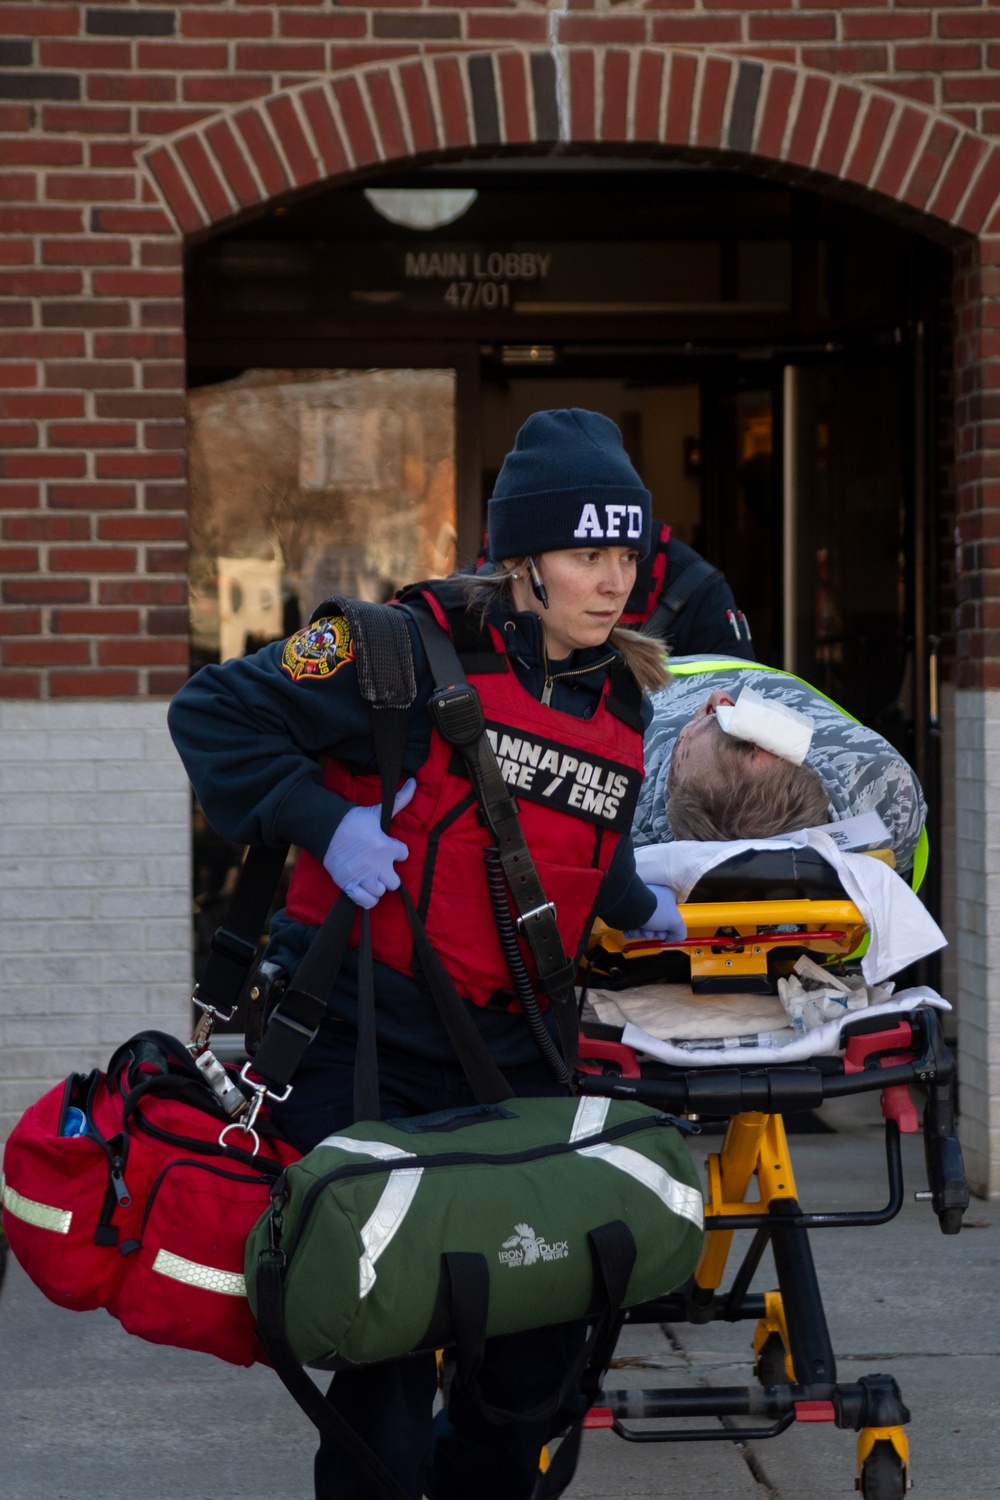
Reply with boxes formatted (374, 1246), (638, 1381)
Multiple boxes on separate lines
(549, 843), (969, 1500)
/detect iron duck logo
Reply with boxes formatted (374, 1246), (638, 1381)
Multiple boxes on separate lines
(498, 1223), (569, 1268)
(281, 616), (355, 681)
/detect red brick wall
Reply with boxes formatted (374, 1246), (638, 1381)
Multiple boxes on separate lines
(4, 2), (1000, 697)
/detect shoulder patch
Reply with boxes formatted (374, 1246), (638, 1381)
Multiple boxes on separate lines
(281, 616), (354, 682)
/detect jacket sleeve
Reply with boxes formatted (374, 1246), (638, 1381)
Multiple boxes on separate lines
(167, 620), (432, 862)
(594, 833), (658, 931)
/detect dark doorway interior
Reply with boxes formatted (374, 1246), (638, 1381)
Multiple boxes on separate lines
(476, 341), (914, 749)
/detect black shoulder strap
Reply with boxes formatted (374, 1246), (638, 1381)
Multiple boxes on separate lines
(251, 599), (417, 1103)
(190, 841), (291, 1048)
(645, 556), (720, 637)
(441, 1220), (636, 1426)
(255, 1252), (413, 1500)
(403, 597), (580, 1078)
(400, 581), (507, 674)
(606, 661), (645, 734)
(309, 596), (416, 823)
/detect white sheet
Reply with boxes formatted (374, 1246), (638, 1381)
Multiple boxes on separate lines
(587, 982), (792, 1041)
(634, 828), (946, 985)
(620, 988), (949, 1067)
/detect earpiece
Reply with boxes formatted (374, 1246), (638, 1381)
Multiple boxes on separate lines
(526, 557), (549, 610)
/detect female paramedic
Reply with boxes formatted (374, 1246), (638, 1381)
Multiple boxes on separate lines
(167, 408), (686, 1500)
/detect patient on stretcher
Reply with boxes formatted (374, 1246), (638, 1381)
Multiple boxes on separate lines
(582, 656), (945, 1064)
(631, 655), (926, 877)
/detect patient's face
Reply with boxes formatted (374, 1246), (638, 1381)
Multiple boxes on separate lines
(667, 690), (735, 788)
(667, 689), (776, 792)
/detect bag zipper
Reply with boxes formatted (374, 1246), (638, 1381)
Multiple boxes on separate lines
(82, 1071), (133, 1207)
(282, 1111), (687, 1262)
(128, 1102), (283, 1177)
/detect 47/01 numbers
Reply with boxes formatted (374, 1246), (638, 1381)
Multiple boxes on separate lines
(444, 280), (510, 309)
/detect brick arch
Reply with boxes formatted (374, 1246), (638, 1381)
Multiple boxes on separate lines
(141, 46), (1000, 240)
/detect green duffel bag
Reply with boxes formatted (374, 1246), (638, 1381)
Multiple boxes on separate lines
(246, 1093), (703, 1370)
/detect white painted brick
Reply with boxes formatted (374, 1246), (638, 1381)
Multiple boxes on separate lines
(0, 826), (100, 859)
(0, 703), (192, 1142)
(95, 823), (191, 857)
(0, 762), (99, 796)
(95, 888), (181, 920)
(0, 887), (94, 921)
(141, 790), (191, 821)
(3, 953), (100, 985)
(0, 1014), (105, 1049)
(96, 760), (188, 794)
(2, 1046), (113, 1079)
(46, 731), (146, 762)
(0, 796), (52, 826)
(51, 858), (148, 888)
(0, 856), (55, 885)
(98, 950), (190, 984)
(0, 986), (55, 1017)
(0, 731), (49, 762)
(44, 792), (148, 826)
(141, 919), (193, 952)
(96, 1011), (186, 1045)
(43, 985), (127, 1015)
(143, 856), (191, 886)
(5, 921), (100, 955)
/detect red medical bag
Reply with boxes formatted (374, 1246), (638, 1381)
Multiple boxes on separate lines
(1, 1030), (299, 1368)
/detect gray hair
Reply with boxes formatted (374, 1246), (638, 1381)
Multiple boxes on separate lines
(667, 727), (831, 841)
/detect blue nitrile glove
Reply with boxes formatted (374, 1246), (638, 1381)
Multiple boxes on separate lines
(623, 884), (686, 943)
(322, 778), (416, 910)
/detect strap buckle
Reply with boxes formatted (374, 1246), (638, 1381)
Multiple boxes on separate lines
(188, 987), (237, 1056)
(191, 987), (239, 1026)
(219, 1120), (261, 1156)
(239, 1063), (293, 1133)
(517, 900), (557, 933)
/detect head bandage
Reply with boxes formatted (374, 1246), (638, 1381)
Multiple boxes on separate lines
(714, 684), (815, 765)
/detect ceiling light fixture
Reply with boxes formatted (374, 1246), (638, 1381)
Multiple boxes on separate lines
(363, 187), (478, 232)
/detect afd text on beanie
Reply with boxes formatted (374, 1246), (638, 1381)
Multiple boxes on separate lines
(487, 409), (652, 563)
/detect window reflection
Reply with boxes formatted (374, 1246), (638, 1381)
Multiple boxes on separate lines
(187, 367), (456, 665)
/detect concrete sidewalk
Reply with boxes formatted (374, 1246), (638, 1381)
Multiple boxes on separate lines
(1, 1091), (997, 1500)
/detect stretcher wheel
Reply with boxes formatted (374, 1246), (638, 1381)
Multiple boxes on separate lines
(939, 1206), (963, 1235)
(859, 1441), (907, 1500)
(755, 1333), (791, 1386)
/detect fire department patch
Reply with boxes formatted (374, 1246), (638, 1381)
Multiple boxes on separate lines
(281, 616), (354, 682)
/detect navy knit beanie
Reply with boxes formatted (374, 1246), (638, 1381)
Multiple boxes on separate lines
(487, 409), (652, 562)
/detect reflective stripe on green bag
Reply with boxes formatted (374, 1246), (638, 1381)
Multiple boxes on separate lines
(246, 1095), (704, 1369)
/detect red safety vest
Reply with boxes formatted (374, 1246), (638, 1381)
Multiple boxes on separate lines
(284, 592), (646, 1009)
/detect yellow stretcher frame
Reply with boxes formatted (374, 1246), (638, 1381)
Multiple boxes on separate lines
(581, 881), (917, 1494)
(696, 1108), (911, 1492)
(599, 896), (872, 987)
